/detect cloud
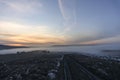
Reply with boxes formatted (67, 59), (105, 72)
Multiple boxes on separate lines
(0, 35), (66, 46)
(58, 0), (68, 20)
(0, 21), (51, 35)
(58, 0), (77, 33)
(1, 0), (42, 13)
(0, 21), (119, 46)
(63, 26), (120, 45)
(0, 21), (66, 46)
(0, 33), (66, 46)
(0, 33), (17, 37)
(80, 35), (120, 45)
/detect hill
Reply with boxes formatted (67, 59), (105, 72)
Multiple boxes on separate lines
(0, 44), (28, 50)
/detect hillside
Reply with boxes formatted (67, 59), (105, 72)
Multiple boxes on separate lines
(0, 45), (28, 50)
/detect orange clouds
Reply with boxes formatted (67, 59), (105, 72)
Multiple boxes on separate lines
(80, 35), (120, 45)
(0, 34), (66, 46)
(6, 44), (25, 46)
(0, 21), (66, 46)
(0, 21), (52, 35)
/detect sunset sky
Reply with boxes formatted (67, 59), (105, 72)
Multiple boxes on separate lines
(0, 0), (120, 46)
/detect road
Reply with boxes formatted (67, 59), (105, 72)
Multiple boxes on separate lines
(63, 55), (101, 80)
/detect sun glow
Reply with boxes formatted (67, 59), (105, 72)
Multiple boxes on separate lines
(6, 44), (25, 46)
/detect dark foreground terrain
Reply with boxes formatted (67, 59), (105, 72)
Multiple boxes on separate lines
(0, 51), (62, 80)
(0, 51), (120, 80)
(57, 54), (120, 80)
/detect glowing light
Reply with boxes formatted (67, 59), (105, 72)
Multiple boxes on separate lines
(6, 44), (25, 46)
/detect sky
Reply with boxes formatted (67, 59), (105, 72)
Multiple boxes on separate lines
(0, 0), (120, 46)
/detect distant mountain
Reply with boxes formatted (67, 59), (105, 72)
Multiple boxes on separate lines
(0, 45), (28, 50)
(52, 44), (97, 47)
